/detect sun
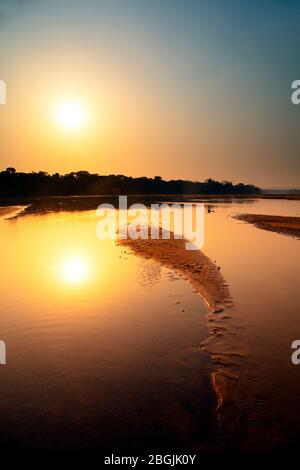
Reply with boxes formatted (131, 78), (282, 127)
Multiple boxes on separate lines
(55, 100), (88, 130)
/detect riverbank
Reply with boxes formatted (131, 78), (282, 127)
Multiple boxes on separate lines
(235, 214), (300, 238)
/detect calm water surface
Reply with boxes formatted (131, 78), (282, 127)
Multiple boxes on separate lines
(202, 198), (300, 448)
(0, 210), (213, 450)
(0, 198), (299, 450)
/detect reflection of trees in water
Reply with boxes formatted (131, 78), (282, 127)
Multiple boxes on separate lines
(137, 260), (162, 288)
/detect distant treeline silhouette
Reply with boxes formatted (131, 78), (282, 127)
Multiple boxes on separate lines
(0, 168), (261, 197)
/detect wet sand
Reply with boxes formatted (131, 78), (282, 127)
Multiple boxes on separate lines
(117, 214), (300, 449)
(0, 206), (27, 219)
(118, 234), (232, 313)
(235, 214), (300, 238)
(117, 231), (240, 446)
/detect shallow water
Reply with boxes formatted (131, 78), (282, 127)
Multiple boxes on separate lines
(0, 198), (299, 450)
(0, 211), (214, 450)
(201, 198), (300, 449)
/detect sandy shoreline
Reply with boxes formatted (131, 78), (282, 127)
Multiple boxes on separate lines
(235, 213), (300, 238)
(118, 232), (243, 441)
(118, 234), (232, 313)
(0, 205), (27, 219)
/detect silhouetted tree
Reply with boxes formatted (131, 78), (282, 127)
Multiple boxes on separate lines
(0, 168), (261, 198)
(5, 167), (16, 174)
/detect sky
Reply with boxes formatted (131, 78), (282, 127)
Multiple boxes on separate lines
(0, 0), (299, 187)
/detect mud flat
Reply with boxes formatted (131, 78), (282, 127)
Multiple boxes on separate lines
(235, 213), (300, 238)
(118, 234), (232, 312)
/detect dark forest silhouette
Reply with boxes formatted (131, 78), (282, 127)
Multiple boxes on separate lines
(0, 168), (261, 197)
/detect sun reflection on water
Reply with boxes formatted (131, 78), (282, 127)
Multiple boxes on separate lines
(60, 257), (89, 283)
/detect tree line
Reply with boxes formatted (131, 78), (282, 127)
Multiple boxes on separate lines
(0, 168), (261, 197)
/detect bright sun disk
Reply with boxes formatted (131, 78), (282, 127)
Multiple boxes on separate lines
(55, 100), (88, 130)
